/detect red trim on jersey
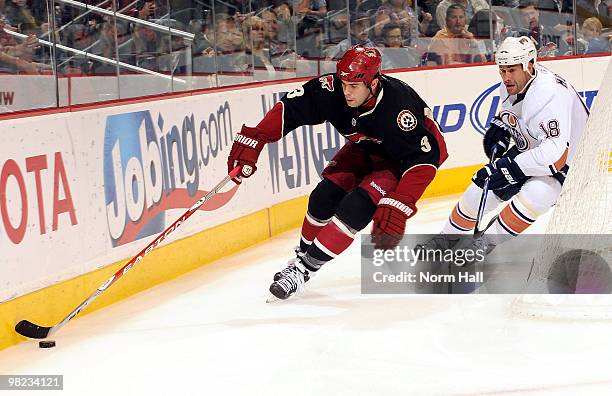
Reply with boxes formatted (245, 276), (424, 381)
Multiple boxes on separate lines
(255, 101), (284, 142)
(423, 115), (448, 166)
(396, 164), (437, 204)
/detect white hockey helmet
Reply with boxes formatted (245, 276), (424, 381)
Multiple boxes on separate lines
(495, 36), (537, 71)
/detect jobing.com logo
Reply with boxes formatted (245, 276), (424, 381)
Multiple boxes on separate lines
(103, 106), (237, 247)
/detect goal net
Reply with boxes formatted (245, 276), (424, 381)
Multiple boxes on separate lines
(512, 57), (612, 319)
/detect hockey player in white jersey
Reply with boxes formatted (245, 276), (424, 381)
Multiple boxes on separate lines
(432, 36), (589, 251)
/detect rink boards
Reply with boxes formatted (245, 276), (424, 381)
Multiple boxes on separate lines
(0, 55), (608, 349)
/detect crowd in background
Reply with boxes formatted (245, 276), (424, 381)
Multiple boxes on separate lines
(0, 0), (609, 77)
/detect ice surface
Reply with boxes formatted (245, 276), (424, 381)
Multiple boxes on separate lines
(2, 195), (611, 395)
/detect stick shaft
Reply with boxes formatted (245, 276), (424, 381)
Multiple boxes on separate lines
(19, 168), (240, 339)
(474, 146), (498, 236)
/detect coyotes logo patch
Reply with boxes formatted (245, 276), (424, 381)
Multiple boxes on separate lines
(319, 75), (334, 92)
(397, 109), (417, 131)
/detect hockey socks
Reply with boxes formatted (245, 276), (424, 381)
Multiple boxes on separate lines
(299, 178), (348, 252)
(446, 202), (477, 233)
(299, 213), (330, 253)
(302, 188), (376, 271)
(301, 216), (357, 272)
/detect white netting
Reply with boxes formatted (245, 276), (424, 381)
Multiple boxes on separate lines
(512, 57), (612, 319)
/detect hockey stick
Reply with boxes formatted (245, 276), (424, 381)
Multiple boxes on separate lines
(474, 146), (498, 237)
(15, 166), (244, 339)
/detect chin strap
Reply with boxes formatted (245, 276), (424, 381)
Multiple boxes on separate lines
(359, 77), (381, 109)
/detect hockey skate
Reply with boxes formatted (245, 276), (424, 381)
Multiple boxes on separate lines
(453, 234), (497, 267)
(273, 247), (304, 282)
(413, 234), (461, 256)
(268, 258), (310, 301)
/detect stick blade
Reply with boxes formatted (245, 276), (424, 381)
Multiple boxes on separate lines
(15, 320), (52, 339)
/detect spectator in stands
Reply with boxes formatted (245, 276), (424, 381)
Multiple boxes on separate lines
(538, 0), (573, 14)
(379, 21), (421, 67)
(428, 4), (487, 64)
(189, 17), (214, 56)
(576, 0), (611, 27)
(435, 0), (489, 29)
(28, 0), (48, 25)
(89, 18), (132, 73)
(261, 7), (280, 48)
(358, 0), (384, 14)
(467, 9), (504, 59)
(579, 16), (610, 53)
(418, 0), (443, 37)
(133, 24), (161, 71)
(516, 0), (569, 56)
(136, 0), (205, 25)
(537, 0), (574, 45)
(382, 22), (404, 47)
(274, 1), (294, 47)
(154, 19), (189, 74)
(4, 0), (38, 34)
(64, 21), (100, 50)
(261, 7), (295, 68)
(214, 15), (247, 72)
(517, 0), (541, 40)
(0, 18), (48, 72)
(295, 0), (327, 18)
(294, 0), (327, 58)
(243, 15), (276, 76)
(214, 0), (249, 16)
(138, 0), (159, 20)
(325, 12), (376, 59)
(60, 23), (99, 74)
(374, 0), (432, 45)
(491, 0), (519, 5)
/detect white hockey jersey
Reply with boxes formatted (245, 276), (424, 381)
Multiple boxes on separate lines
(497, 64), (589, 177)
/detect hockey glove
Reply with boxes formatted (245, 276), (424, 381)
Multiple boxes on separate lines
(473, 157), (527, 191)
(371, 192), (417, 250)
(483, 116), (512, 160)
(552, 164), (569, 186)
(227, 125), (268, 184)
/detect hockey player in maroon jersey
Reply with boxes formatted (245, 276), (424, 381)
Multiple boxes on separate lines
(227, 45), (448, 300)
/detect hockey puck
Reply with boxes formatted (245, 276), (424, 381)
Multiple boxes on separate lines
(39, 340), (56, 348)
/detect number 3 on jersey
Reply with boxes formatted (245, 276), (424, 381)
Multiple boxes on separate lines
(287, 87), (304, 99)
(421, 136), (431, 152)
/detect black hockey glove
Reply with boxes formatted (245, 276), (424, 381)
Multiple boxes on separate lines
(483, 116), (512, 160)
(473, 157), (527, 191)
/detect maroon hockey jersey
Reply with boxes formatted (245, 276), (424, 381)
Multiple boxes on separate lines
(257, 73), (448, 175)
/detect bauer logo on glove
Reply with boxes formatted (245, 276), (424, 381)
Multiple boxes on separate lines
(473, 156), (527, 191)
